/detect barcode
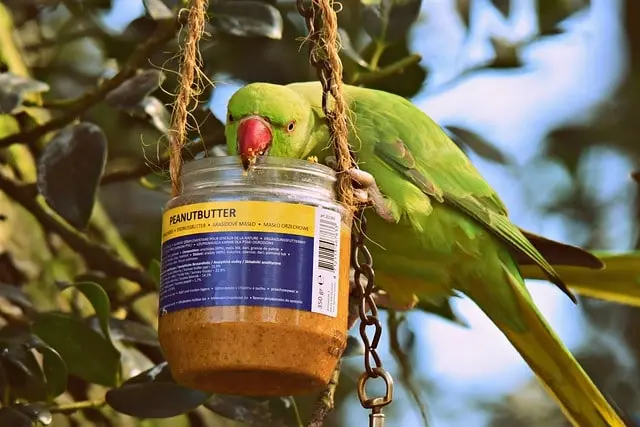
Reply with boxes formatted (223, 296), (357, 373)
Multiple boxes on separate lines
(311, 208), (341, 317)
(317, 217), (338, 272)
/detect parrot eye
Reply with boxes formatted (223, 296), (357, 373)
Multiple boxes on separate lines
(227, 113), (234, 122)
(286, 121), (296, 132)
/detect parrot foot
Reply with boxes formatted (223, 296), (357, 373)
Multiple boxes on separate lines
(347, 280), (417, 329)
(372, 290), (419, 312)
(324, 155), (395, 223)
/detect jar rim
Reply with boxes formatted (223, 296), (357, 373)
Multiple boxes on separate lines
(182, 155), (337, 182)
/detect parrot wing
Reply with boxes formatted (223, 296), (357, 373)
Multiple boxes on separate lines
(516, 229), (604, 269)
(372, 137), (578, 302)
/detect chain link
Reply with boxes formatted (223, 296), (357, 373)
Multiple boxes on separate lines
(296, 1), (393, 424)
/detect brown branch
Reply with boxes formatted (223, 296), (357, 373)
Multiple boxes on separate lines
(0, 174), (157, 292)
(307, 360), (342, 427)
(23, 29), (106, 51)
(101, 131), (225, 186)
(19, 133), (225, 201)
(350, 54), (423, 85)
(387, 309), (430, 426)
(0, 18), (179, 148)
(50, 399), (106, 414)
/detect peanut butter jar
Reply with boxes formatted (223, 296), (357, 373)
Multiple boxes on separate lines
(158, 155), (351, 396)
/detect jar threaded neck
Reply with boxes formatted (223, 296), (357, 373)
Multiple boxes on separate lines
(180, 156), (337, 200)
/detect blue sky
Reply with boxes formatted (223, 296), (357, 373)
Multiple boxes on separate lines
(103, 1), (636, 425)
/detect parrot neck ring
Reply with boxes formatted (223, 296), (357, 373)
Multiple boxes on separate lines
(237, 115), (273, 170)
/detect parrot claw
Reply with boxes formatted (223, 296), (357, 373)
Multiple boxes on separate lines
(347, 279), (417, 329)
(324, 155), (396, 223)
(353, 189), (369, 205)
(372, 290), (419, 312)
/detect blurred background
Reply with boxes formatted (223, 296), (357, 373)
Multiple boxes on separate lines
(1, 0), (639, 426)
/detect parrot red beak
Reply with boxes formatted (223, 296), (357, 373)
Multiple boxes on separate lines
(237, 116), (272, 170)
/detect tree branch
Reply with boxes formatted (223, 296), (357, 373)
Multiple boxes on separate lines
(0, 18), (178, 148)
(0, 173), (157, 292)
(50, 399), (105, 414)
(18, 130), (226, 198)
(350, 54), (422, 85)
(23, 28), (106, 51)
(101, 131), (225, 186)
(387, 309), (430, 426)
(307, 360), (342, 427)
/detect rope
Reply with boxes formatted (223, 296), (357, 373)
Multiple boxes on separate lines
(315, 0), (356, 211)
(169, 0), (208, 197)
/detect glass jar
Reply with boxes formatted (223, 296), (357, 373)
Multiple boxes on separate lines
(158, 155), (352, 396)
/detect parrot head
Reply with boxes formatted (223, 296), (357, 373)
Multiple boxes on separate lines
(225, 83), (315, 169)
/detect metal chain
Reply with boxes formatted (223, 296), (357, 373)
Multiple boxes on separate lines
(296, 2), (393, 426)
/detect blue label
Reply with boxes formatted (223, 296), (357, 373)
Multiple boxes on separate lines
(159, 231), (315, 314)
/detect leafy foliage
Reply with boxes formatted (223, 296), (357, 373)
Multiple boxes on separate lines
(0, 73), (49, 114)
(0, 0), (635, 426)
(105, 362), (211, 418)
(33, 312), (120, 387)
(212, 1), (284, 40)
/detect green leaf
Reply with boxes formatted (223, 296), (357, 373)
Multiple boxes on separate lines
(57, 281), (113, 345)
(338, 29), (370, 69)
(342, 335), (365, 358)
(538, 0), (589, 36)
(149, 259), (162, 290)
(143, 0), (174, 20)
(105, 69), (166, 111)
(0, 283), (32, 309)
(0, 72), (49, 114)
(360, 38), (427, 98)
(454, 0), (470, 28)
(140, 96), (171, 135)
(26, 336), (68, 400)
(88, 317), (159, 347)
(36, 122), (108, 230)
(14, 402), (53, 426)
(361, 0), (423, 43)
(489, 37), (523, 69)
(444, 126), (510, 165)
(0, 340), (48, 401)
(204, 395), (299, 427)
(0, 407), (31, 427)
(106, 362), (211, 418)
(61, 0), (113, 12)
(212, 1), (284, 40)
(116, 342), (155, 381)
(490, 0), (510, 17)
(32, 312), (121, 387)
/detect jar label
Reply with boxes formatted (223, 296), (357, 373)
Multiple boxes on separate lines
(159, 201), (342, 317)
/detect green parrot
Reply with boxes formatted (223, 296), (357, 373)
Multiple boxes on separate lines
(223, 81), (624, 426)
